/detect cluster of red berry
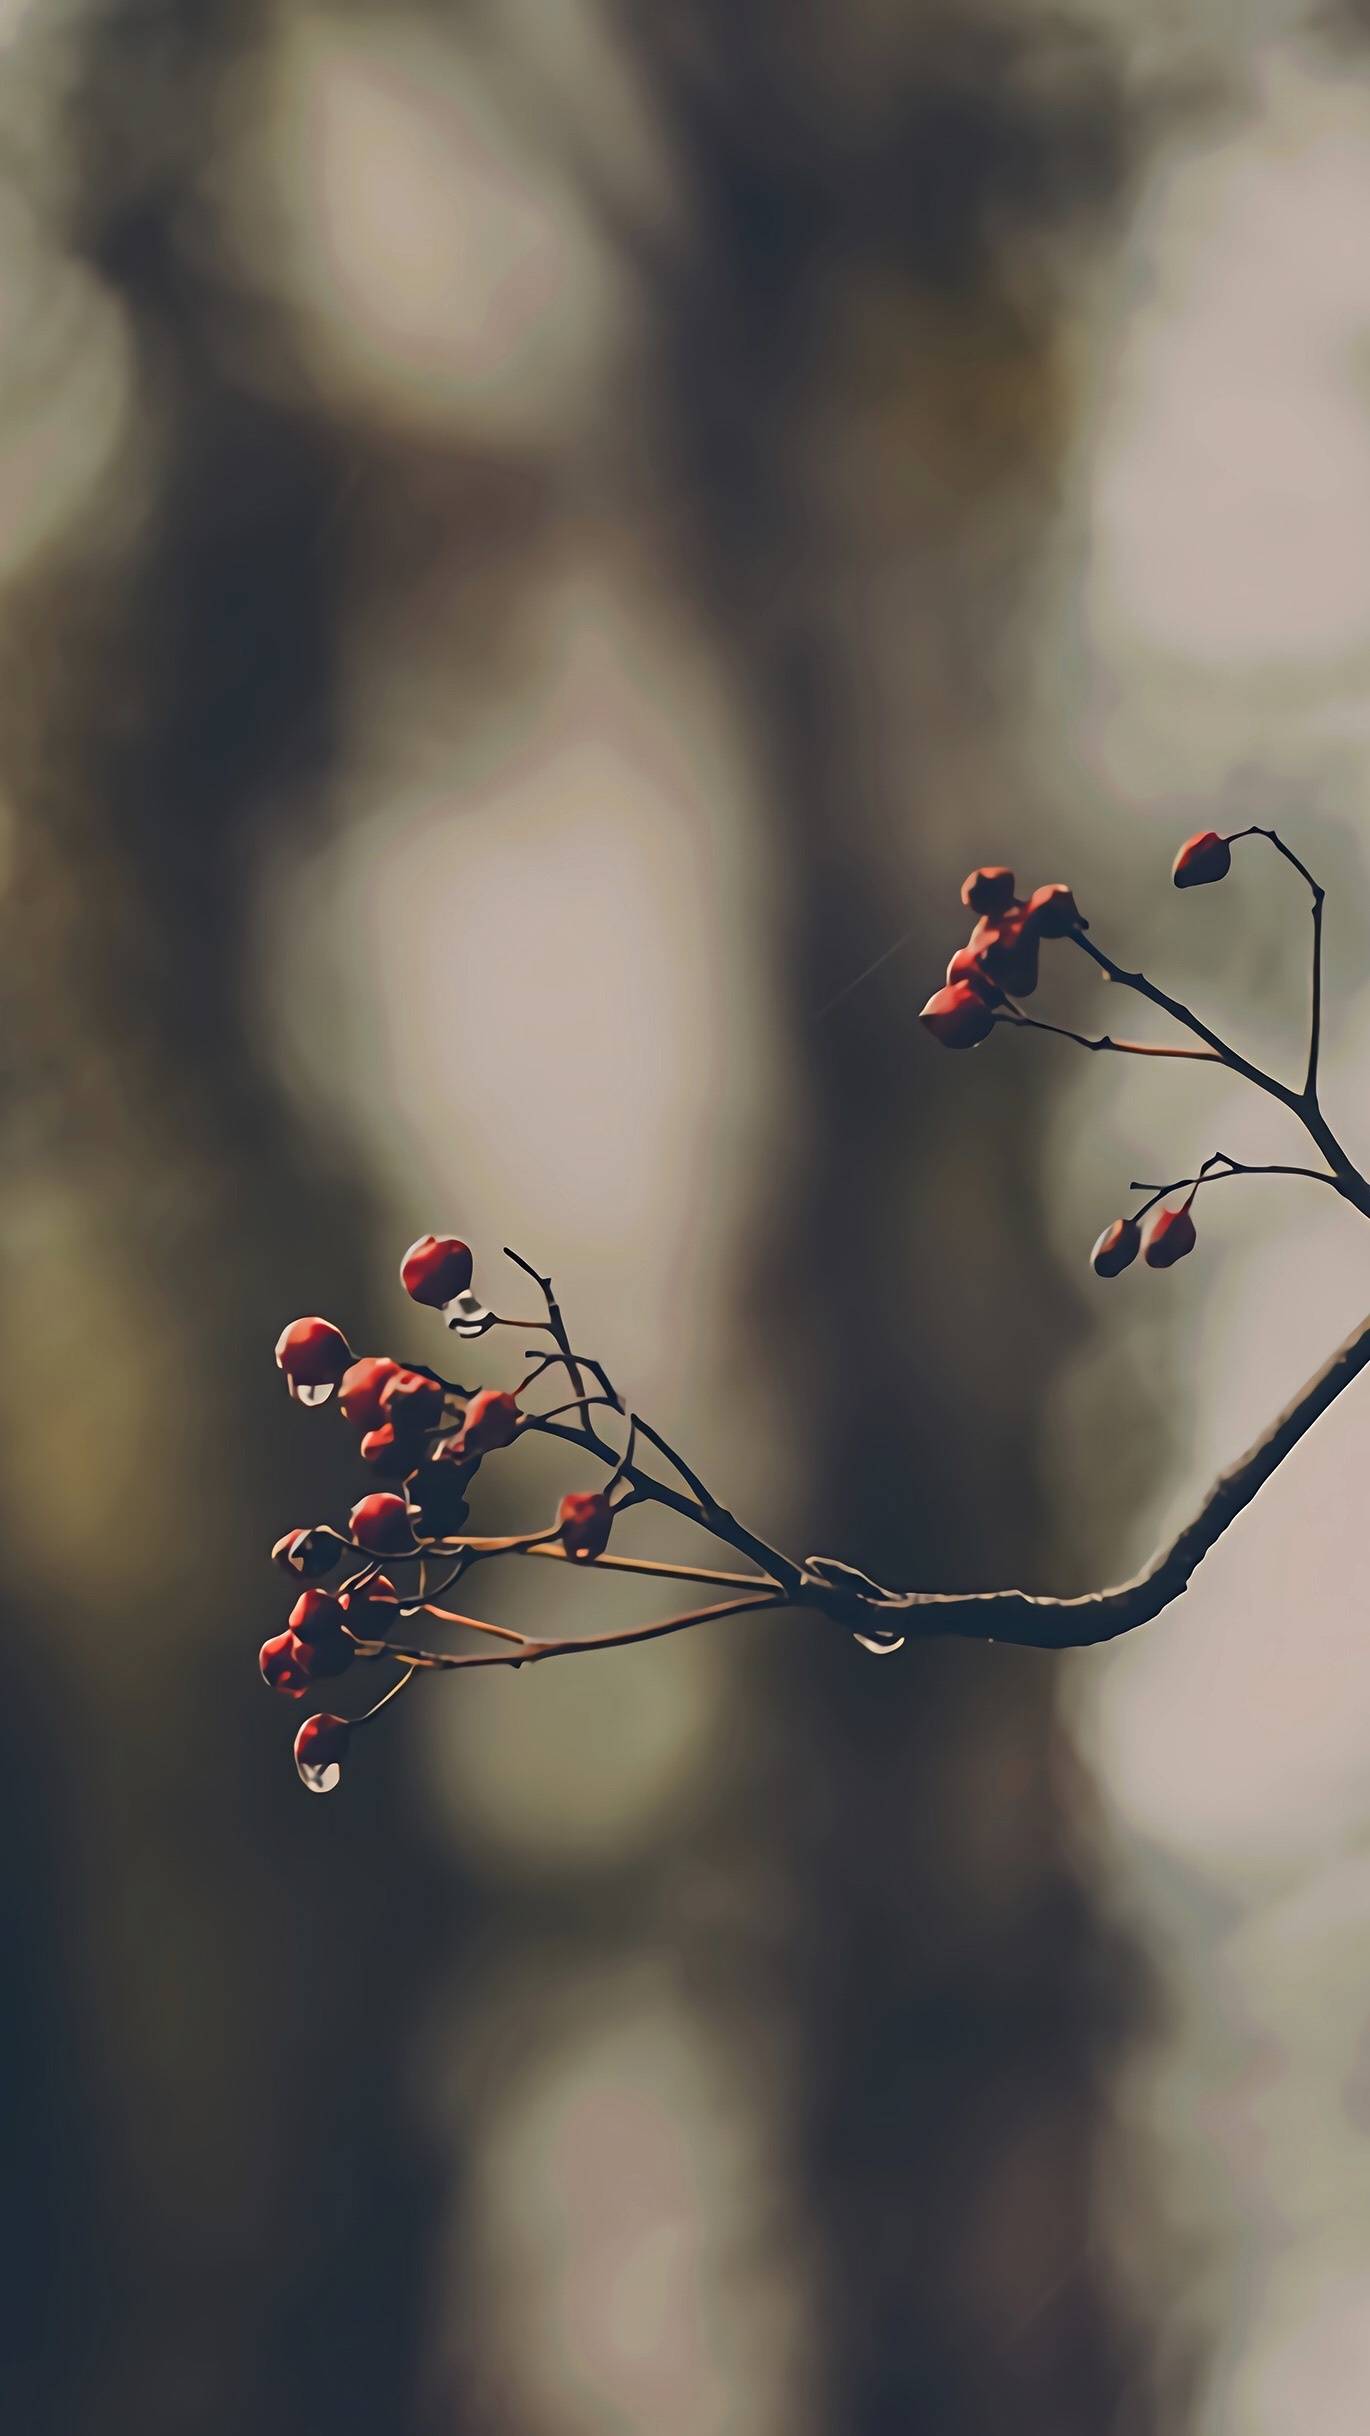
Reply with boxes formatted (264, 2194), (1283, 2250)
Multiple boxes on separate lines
(266, 1235), (614, 1792)
(1089, 1199), (1196, 1279)
(917, 828), (1248, 1279)
(918, 866), (1084, 1047)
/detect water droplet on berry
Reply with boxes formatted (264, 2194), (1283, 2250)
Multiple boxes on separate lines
(298, 1755), (343, 1794)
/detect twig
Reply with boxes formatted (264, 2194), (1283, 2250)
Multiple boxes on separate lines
(832, 1304), (1370, 1648)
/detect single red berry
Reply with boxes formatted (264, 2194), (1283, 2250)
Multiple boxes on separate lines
(919, 980), (996, 1050)
(400, 1235), (474, 1310)
(297, 1627), (354, 1682)
(557, 1490), (613, 1562)
(338, 1356), (403, 1430)
(456, 1387), (521, 1456)
(967, 909), (1040, 998)
(1024, 882), (1081, 938)
(294, 1712), (352, 1794)
(343, 1574), (398, 1642)
(960, 866), (1016, 915)
(288, 1587), (347, 1645)
(275, 1317), (353, 1404)
(260, 1630), (312, 1697)
(944, 945), (1002, 1004)
(349, 1491), (414, 1554)
(272, 1527), (337, 1579)
(1172, 830), (1231, 889)
(1142, 1203), (1198, 1268)
(407, 1460), (473, 1540)
(359, 1422), (415, 1477)
(1090, 1216), (1142, 1278)
(380, 1368), (446, 1436)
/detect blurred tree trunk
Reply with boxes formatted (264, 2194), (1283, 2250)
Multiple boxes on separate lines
(0, 13), (457, 2431)
(630, 12), (1156, 2430)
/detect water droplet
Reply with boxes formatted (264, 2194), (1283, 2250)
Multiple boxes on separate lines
(445, 1290), (493, 1337)
(298, 1758), (343, 1794)
(293, 1379), (336, 1409)
(853, 1631), (906, 1657)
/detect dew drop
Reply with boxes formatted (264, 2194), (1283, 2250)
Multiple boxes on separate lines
(293, 1379), (337, 1409)
(853, 1631), (906, 1657)
(445, 1290), (493, 1337)
(298, 1758), (343, 1794)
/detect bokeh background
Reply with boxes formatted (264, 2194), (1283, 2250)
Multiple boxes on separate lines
(7, 3), (1370, 2431)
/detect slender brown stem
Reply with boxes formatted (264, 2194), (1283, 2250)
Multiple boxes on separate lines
(1228, 825), (1327, 1100)
(996, 1010), (1222, 1061)
(1127, 1153), (1337, 1219)
(817, 1304), (1370, 1649)
(381, 1590), (788, 1673)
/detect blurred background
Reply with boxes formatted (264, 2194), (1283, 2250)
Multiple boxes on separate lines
(6, 2), (1370, 2430)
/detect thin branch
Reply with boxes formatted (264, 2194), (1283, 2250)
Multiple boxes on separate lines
(1070, 932), (1292, 1102)
(1127, 1155), (1336, 1217)
(996, 1010), (1223, 1062)
(379, 1590), (788, 1673)
(1228, 825), (1327, 1100)
(846, 1305), (1370, 1649)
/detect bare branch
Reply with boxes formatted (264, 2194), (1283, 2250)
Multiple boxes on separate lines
(844, 1305), (1370, 1649)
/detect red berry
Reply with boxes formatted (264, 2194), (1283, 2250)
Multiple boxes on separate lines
(944, 945), (1002, 1004)
(275, 1317), (352, 1404)
(960, 866), (1016, 915)
(338, 1356), (403, 1430)
(272, 1527), (336, 1579)
(349, 1491), (413, 1554)
(407, 1458), (474, 1540)
(342, 1574), (398, 1642)
(919, 980), (996, 1050)
(1172, 830), (1231, 889)
(359, 1422), (414, 1477)
(260, 1630), (312, 1697)
(967, 909), (1040, 998)
(400, 1235), (474, 1310)
(288, 1588), (346, 1645)
(1090, 1217), (1142, 1278)
(1142, 1204), (1198, 1268)
(380, 1369), (445, 1435)
(294, 1712), (352, 1794)
(557, 1490), (613, 1562)
(1024, 883), (1081, 938)
(456, 1387), (521, 1456)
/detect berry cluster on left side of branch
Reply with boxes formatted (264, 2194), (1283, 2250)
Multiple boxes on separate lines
(266, 1237), (618, 1793)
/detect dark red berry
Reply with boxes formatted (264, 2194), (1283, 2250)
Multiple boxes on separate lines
(456, 1388), (520, 1456)
(260, 1630), (311, 1696)
(338, 1356), (403, 1430)
(1024, 883), (1081, 937)
(557, 1490), (613, 1562)
(380, 1369), (445, 1435)
(359, 1423), (414, 1477)
(1172, 831), (1231, 889)
(944, 945), (1002, 1004)
(960, 867), (1016, 915)
(1142, 1204), (1198, 1268)
(275, 1317), (352, 1403)
(1090, 1217), (1142, 1278)
(272, 1527), (336, 1579)
(349, 1492), (414, 1554)
(919, 981), (996, 1049)
(343, 1575), (398, 1642)
(400, 1235), (474, 1309)
(294, 1713), (352, 1794)
(967, 909), (1040, 998)
(407, 1461), (473, 1539)
(288, 1588), (347, 1645)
